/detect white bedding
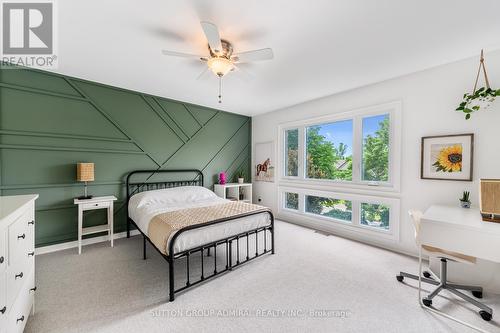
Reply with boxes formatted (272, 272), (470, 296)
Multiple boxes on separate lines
(128, 186), (271, 254)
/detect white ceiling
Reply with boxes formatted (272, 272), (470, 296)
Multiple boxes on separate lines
(54, 0), (500, 116)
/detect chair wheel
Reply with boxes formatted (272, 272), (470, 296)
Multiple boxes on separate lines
(423, 271), (432, 278)
(472, 291), (483, 299)
(479, 310), (492, 321)
(422, 299), (432, 307)
(396, 275), (404, 282)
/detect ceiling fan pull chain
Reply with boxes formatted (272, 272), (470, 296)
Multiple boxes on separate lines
(218, 76), (222, 103)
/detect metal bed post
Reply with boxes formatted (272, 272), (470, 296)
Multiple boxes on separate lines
(271, 215), (275, 254)
(168, 258), (175, 301)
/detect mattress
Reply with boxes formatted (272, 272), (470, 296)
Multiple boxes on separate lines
(128, 187), (271, 255)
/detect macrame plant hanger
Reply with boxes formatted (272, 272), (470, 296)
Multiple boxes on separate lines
(473, 49), (490, 93)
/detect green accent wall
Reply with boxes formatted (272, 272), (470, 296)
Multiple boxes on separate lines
(0, 67), (251, 247)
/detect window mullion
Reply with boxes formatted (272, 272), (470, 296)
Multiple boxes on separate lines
(298, 126), (305, 179)
(352, 200), (361, 226)
(352, 116), (362, 182)
(299, 192), (305, 213)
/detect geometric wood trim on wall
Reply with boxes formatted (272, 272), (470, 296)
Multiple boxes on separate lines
(0, 67), (251, 247)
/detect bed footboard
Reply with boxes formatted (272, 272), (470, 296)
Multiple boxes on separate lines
(166, 209), (274, 301)
(125, 169), (275, 302)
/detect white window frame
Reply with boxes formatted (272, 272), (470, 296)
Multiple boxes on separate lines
(279, 101), (401, 193)
(279, 186), (400, 241)
(277, 101), (402, 242)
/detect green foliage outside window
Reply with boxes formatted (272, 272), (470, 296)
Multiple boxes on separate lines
(286, 129), (299, 176)
(306, 126), (352, 180)
(361, 203), (390, 230)
(285, 192), (299, 210)
(306, 196), (352, 222)
(287, 115), (390, 226)
(362, 116), (390, 181)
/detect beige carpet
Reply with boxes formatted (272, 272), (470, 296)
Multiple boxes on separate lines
(26, 221), (500, 333)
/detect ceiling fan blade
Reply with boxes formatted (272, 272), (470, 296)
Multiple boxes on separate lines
(200, 21), (223, 54)
(231, 48), (274, 63)
(196, 67), (210, 80)
(231, 65), (254, 82)
(161, 50), (207, 61)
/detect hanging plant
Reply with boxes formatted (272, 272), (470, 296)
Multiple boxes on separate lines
(456, 50), (500, 120)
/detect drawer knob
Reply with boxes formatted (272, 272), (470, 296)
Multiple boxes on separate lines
(30, 286), (37, 292)
(0, 256), (3, 263)
(17, 233), (25, 240)
(28, 251), (35, 257)
(17, 315), (24, 323)
(94, 203), (99, 206)
(0, 306), (6, 314)
(15, 272), (23, 279)
(28, 220), (34, 225)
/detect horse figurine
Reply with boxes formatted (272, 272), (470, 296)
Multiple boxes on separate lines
(256, 158), (271, 176)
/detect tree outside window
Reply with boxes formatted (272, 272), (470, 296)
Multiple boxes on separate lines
(306, 120), (353, 181)
(285, 129), (298, 176)
(362, 115), (390, 182)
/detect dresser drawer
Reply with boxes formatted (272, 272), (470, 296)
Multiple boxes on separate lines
(6, 270), (34, 333)
(8, 212), (31, 265)
(0, 272), (6, 329)
(0, 230), (5, 273)
(81, 201), (111, 210)
(5, 259), (33, 310)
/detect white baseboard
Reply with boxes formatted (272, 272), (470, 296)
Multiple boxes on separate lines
(35, 230), (141, 255)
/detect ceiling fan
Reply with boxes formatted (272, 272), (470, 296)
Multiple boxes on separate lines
(161, 21), (274, 103)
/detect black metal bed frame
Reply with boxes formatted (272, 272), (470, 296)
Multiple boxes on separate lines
(125, 169), (274, 301)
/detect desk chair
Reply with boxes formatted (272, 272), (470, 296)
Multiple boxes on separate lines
(396, 210), (493, 321)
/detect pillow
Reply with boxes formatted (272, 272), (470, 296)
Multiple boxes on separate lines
(131, 186), (218, 209)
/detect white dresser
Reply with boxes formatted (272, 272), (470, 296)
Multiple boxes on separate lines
(0, 195), (38, 333)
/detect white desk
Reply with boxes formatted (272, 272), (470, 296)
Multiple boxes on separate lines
(421, 205), (500, 263)
(419, 205), (500, 332)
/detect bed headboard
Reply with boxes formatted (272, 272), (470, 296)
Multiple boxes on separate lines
(126, 169), (204, 203)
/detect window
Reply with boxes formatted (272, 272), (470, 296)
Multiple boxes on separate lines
(280, 102), (400, 189)
(285, 129), (298, 176)
(279, 188), (399, 240)
(284, 192), (299, 210)
(362, 114), (390, 182)
(306, 120), (353, 181)
(305, 195), (352, 222)
(361, 203), (390, 230)
(278, 102), (401, 241)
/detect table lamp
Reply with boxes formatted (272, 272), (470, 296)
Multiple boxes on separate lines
(480, 179), (500, 222)
(76, 162), (94, 199)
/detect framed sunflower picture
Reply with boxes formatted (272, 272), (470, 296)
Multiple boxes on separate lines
(421, 134), (474, 181)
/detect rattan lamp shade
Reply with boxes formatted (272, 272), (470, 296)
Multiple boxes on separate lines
(480, 179), (500, 222)
(77, 163), (94, 182)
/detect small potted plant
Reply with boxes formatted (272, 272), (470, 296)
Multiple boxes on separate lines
(459, 191), (471, 209)
(237, 170), (245, 184)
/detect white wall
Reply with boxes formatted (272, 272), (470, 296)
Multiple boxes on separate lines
(252, 49), (500, 290)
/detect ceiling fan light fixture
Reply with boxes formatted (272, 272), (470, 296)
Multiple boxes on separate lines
(207, 57), (234, 77)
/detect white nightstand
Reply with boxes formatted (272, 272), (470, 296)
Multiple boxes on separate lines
(214, 183), (252, 203)
(74, 196), (117, 254)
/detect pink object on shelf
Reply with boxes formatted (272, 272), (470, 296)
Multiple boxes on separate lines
(219, 172), (226, 185)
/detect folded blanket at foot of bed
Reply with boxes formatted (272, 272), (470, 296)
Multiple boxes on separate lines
(148, 201), (269, 255)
